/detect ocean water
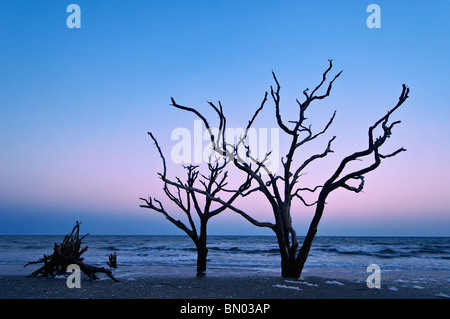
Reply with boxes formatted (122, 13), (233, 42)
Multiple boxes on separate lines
(0, 235), (449, 280)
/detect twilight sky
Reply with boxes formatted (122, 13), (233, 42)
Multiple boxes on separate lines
(1, 1), (449, 235)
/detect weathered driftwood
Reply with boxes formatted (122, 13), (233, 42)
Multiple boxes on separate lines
(107, 252), (117, 269)
(24, 221), (119, 282)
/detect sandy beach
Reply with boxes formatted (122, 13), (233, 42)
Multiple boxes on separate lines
(0, 275), (447, 300)
(1, 264), (448, 300)
(1, 265), (448, 318)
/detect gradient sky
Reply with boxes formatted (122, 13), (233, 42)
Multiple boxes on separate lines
(1, 1), (449, 235)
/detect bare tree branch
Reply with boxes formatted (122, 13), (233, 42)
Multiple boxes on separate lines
(139, 196), (195, 237)
(171, 98), (214, 143)
(339, 176), (365, 193)
(325, 84), (409, 194)
(309, 60), (343, 102)
(291, 189), (319, 206)
(289, 136), (336, 192)
(271, 71), (294, 135)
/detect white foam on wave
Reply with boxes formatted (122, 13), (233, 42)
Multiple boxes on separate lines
(285, 280), (318, 287)
(273, 284), (302, 291)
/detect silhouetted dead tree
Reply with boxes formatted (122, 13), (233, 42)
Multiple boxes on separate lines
(167, 60), (409, 278)
(140, 132), (252, 276)
(25, 221), (119, 282)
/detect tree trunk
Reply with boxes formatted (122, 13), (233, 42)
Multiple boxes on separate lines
(294, 193), (327, 278)
(281, 257), (302, 278)
(275, 195), (327, 278)
(196, 218), (208, 276)
(275, 219), (302, 278)
(196, 245), (208, 276)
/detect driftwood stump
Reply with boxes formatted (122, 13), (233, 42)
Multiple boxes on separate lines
(24, 221), (119, 282)
(107, 252), (117, 269)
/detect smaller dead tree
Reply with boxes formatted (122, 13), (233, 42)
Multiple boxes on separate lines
(140, 132), (252, 276)
(25, 221), (119, 282)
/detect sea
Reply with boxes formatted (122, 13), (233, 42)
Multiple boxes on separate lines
(0, 235), (449, 282)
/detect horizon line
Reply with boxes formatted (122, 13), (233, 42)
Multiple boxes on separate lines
(1, 234), (449, 238)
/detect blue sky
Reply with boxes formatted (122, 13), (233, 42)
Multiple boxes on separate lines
(1, 1), (449, 235)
